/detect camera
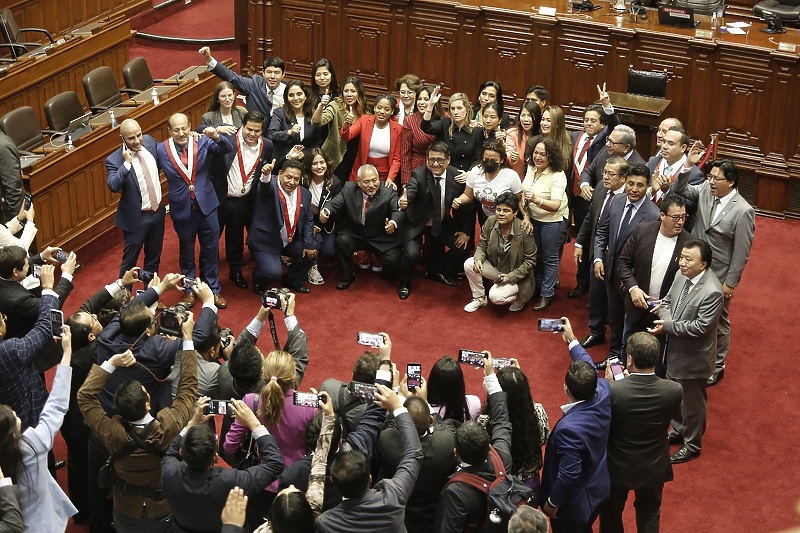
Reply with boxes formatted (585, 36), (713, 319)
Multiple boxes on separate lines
(219, 327), (233, 349)
(262, 287), (290, 309)
(159, 302), (190, 337)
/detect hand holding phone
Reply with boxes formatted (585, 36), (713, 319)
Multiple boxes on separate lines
(406, 363), (422, 391)
(537, 318), (565, 332)
(50, 309), (64, 339)
(293, 391), (323, 408)
(607, 357), (625, 381)
(357, 331), (383, 348)
(204, 400), (230, 415)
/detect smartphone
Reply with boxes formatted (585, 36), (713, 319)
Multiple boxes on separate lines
(537, 318), (565, 332)
(32, 264), (42, 278)
(50, 309), (64, 339)
(204, 400), (229, 415)
(407, 363), (422, 391)
(53, 249), (70, 263)
(293, 391), (322, 408)
(135, 289), (146, 297)
(493, 358), (514, 370)
(356, 331), (383, 348)
(348, 381), (378, 401)
(136, 270), (155, 284)
(607, 356), (625, 381)
(24, 194), (32, 210)
(182, 277), (198, 290)
(458, 349), (486, 368)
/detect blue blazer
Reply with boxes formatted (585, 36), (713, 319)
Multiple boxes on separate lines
(156, 135), (232, 222)
(106, 134), (160, 233)
(247, 176), (316, 253)
(540, 344), (611, 525)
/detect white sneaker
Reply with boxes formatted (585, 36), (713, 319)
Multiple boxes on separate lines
(464, 296), (488, 313)
(307, 265), (324, 285)
(509, 301), (525, 312)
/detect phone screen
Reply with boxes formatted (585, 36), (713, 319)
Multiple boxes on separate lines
(407, 363), (422, 390)
(356, 331), (383, 348)
(293, 391), (320, 408)
(493, 358), (513, 370)
(24, 194), (32, 210)
(537, 318), (565, 332)
(53, 249), (70, 263)
(204, 400), (229, 415)
(32, 265), (42, 278)
(349, 381), (378, 401)
(49, 309), (64, 339)
(608, 357), (625, 381)
(457, 349), (486, 368)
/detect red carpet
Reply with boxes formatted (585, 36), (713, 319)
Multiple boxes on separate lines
(56, 213), (800, 533)
(136, 0), (234, 39)
(128, 42), (239, 80)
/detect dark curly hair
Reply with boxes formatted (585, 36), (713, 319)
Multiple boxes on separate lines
(494, 366), (544, 475)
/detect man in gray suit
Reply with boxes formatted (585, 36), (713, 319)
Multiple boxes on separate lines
(649, 239), (723, 464)
(0, 132), (24, 223)
(671, 145), (755, 387)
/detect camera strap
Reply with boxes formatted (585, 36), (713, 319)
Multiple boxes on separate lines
(267, 310), (281, 351)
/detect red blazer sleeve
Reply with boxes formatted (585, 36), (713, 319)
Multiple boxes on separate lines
(401, 120), (414, 184)
(388, 122), (403, 184)
(340, 115), (365, 142)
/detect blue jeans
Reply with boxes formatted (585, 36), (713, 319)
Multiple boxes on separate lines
(534, 218), (567, 298)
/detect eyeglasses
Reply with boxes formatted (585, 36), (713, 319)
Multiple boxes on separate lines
(707, 176), (730, 183)
(602, 170), (620, 177)
(665, 214), (688, 222)
(399, 90), (414, 96)
(427, 157), (447, 165)
(606, 138), (626, 146)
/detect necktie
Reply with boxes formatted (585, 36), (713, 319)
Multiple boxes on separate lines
(616, 203), (635, 248)
(572, 135), (594, 196)
(138, 152), (158, 212)
(709, 198), (721, 226)
(179, 145), (189, 167)
(362, 195), (371, 225)
(675, 280), (692, 315)
(597, 190), (615, 228)
(432, 177), (443, 235)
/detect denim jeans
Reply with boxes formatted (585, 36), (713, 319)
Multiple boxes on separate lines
(534, 217), (567, 298)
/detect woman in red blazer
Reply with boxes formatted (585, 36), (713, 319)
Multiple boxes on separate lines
(340, 94), (403, 189)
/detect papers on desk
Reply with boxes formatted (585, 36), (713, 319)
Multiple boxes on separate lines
(724, 21), (752, 34)
(19, 154), (44, 169)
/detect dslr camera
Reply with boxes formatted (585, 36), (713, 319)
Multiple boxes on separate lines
(159, 302), (190, 337)
(262, 288), (290, 309)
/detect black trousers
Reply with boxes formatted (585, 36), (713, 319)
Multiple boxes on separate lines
(335, 233), (400, 281)
(119, 207), (166, 279)
(599, 483), (664, 533)
(606, 280), (626, 358)
(400, 227), (469, 286)
(220, 195), (254, 272)
(87, 434), (114, 533)
(572, 195), (592, 288)
(587, 265), (609, 337)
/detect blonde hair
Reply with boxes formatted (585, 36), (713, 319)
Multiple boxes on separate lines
(543, 105), (572, 166)
(447, 93), (474, 138)
(259, 351), (296, 427)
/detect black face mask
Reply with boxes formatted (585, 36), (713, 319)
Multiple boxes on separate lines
(483, 159), (500, 173)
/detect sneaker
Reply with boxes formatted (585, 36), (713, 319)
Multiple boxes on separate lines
(464, 296), (488, 313)
(358, 252), (371, 270)
(308, 264), (324, 285)
(509, 301), (525, 312)
(371, 256), (382, 272)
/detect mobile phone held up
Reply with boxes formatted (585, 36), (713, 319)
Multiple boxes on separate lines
(53, 249), (71, 263)
(407, 363), (422, 391)
(607, 356), (626, 381)
(204, 400), (230, 415)
(348, 381), (379, 401)
(50, 309), (64, 339)
(293, 391), (323, 408)
(356, 331), (383, 348)
(24, 194), (33, 210)
(457, 349), (512, 370)
(537, 318), (565, 332)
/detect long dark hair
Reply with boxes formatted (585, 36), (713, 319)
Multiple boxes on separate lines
(495, 367), (544, 474)
(337, 76), (370, 116)
(475, 80), (504, 118)
(283, 80), (314, 124)
(269, 490), (315, 533)
(417, 85), (444, 121)
(302, 147), (335, 190)
(427, 356), (470, 423)
(310, 58), (339, 106)
(513, 100), (542, 141)
(0, 405), (28, 484)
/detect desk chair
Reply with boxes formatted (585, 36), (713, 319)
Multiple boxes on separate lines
(0, 8), (54, 59)
(675, 0), (726, 16)
(627, 66), (668, 99)
(44, 91), (86, 131)
(122, 57), (166, 92)
(82, 66), (141, 112)
(753, 0), (800, 21)
(0, 106), (56, 154)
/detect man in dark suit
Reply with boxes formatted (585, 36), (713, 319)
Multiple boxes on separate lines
(316, 381), (422, 533)
(578, 124), (646, 196)
(570, 84), (620, 293)
(106, 118), (165, 279)
(247, 159), (315, 294)
(574, 157), (626, 349)
(649, 239), (724, 464)
(320, 164), (403, 290)
(157, 113), (232, 309)
(598, 332), (683, 533)
(541, 317), (611, 533)
(200, 46), (286, 118)
(398, 141), (471, 299)
(0, 131), (24, 223)
(216, 111), (275, 289)
(593, 163), (660, 360)
(646, 127), (704, 225)
(434, 351), (511, 533)
(671, 149), (755, 386)
(617, 196), (691, 356)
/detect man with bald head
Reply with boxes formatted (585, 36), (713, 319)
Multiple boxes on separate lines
(157, 113), (233, 308)
(106, 119), (165, 278)
(654, 118), (683, 157)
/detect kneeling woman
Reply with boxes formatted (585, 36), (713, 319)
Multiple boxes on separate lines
(463, 192), (536, 313)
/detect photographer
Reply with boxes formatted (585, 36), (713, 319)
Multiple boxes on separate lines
(78, 311), (199, 533)
(169, 323), (235, 400)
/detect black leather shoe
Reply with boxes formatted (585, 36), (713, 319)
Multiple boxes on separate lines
(668, 433), (684, 445)
(532, 296), (553, 311)
(670, 446), (700, 464)
(568, 285), (588, 298)
(426, 272), (457, 286)
(251, 282), (266, 295)
(580, 334), (606, 348)
(229, 271), (249, 289)
(337, 279), (354, 290)
(291, 284), (311, 294)
(398, 286), (411, 299)
(706, 368), (725, 387)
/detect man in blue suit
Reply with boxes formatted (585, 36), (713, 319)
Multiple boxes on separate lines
(157, 113), (232, 309)
(541, 317), (612, 533)
(247, 159), (316, 294)
(106, 119), (165, 279)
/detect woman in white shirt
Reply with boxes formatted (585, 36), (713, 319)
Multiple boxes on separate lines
(521, 136), (569, 311)
(0, 202), (36, 251)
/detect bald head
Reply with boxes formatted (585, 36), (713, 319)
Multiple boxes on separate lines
(120, 119), (143, 151)
(168, 113), (191, 146)
(657, 117), (683, 146)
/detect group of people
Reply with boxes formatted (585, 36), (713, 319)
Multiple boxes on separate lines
(0, 44), (757, 533)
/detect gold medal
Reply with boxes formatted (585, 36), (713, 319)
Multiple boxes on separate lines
(241, 187), (246, 194)
(189, 184), (195, 192)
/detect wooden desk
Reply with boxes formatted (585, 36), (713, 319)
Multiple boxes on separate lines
(88, 106), (133, 127)
(0, 17), (130, 129)
(163, 65), (210, 84)
(22, 62), (231, 252)
(120, 85), (174, 106)
(608, 91), (671, 153)
(239, 0), (800, 216)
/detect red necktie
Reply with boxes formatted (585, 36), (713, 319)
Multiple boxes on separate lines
(573, 135), (594, 196)
(180, 145), (189, 167)
(362, 195), (371, 225)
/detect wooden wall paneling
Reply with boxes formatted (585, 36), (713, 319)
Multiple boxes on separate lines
(529, 15), (558, 101)
(452, 3), (482, 104)
(279, 4), (325, 86)
(342, 0), (392, 94)
(321, 0), (344, 75)
(34, 189), (55, 244)
(249, 0), (271, 72)
(632, 31), (692, 124)
(406, 1), (460, 94)
(2, 0), (149, 38)
(387, 0), (409, 88)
